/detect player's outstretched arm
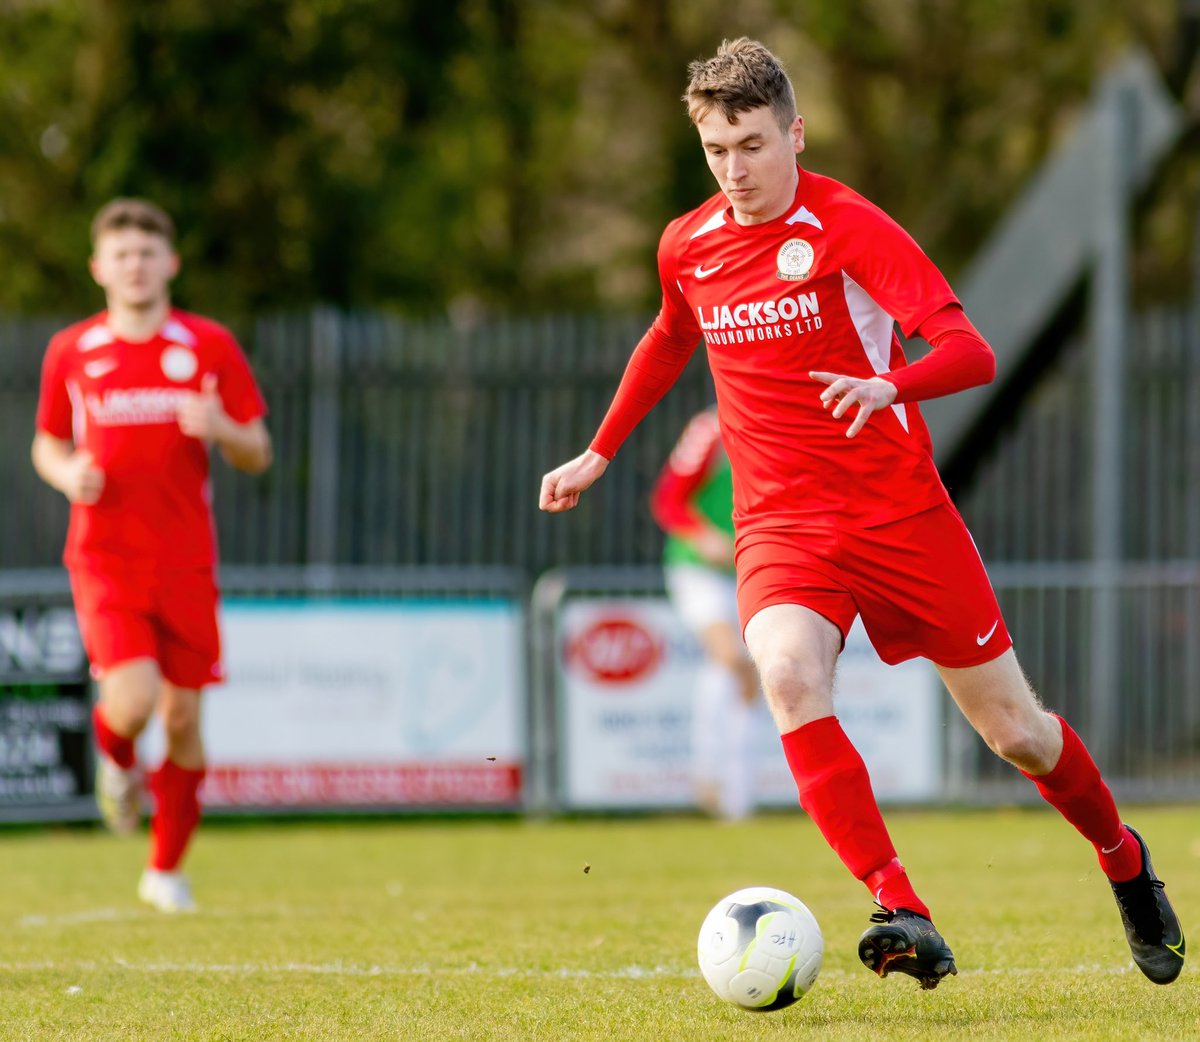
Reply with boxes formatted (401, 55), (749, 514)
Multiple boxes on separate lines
(31, 433), (105, 504)
(539, 449), (610, 513)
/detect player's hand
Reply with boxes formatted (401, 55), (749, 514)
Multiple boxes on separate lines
(61, 449), (105, 505)
(691, 527), (735, 568)
(177, 373), (230, 443)
(539, 450), (609, 513)
(737, 665), (759, 705)
(809, 371), (898, 438)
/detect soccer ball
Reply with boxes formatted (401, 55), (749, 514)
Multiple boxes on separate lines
(696, 886), (823, 1011)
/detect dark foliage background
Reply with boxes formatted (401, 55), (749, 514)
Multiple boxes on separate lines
(1, 1), (1192, 320)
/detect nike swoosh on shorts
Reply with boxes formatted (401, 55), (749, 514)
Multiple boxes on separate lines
(976, 620), (1000, 645)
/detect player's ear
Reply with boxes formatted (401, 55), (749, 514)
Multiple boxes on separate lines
(791, 115), (806, 156)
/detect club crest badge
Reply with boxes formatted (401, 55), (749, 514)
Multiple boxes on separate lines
(776, 238), (815, 281)
(161, 345), (198, 382)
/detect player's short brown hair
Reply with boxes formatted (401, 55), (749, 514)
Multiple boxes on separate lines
(684, 38), (797, 132)
(90, 198), (175, 246)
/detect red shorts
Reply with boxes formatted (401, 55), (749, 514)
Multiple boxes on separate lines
(735, 503), (1012, 668)
(68, 566), (224, 689)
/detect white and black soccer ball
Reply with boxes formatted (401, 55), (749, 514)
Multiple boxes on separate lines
(696, 886), (823, 1011)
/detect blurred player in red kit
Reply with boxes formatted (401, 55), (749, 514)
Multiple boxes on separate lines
(32, 198), (272, 912)
(651, 407), (762, 820)
(540, 39), (1184, 987)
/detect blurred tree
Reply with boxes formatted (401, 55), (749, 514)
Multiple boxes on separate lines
(0, 0), (1186, 317)
(0, 0), (477, 312)
(781, 0), (1183, 291)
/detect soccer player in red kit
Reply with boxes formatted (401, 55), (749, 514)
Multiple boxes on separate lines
(540, 39), (1184, 987)
(651, 407), (762, 821)
(32, 198), (272, 913)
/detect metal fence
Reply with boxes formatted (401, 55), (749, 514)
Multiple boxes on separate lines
(951, 300), (1200, 797)
(952, 565), (1200, 800)
(7, 309), (712, 573)
(5, 304), (1200, 798)
(958, 304), (1200, 562)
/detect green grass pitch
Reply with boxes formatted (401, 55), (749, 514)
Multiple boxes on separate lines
(0, 806), (1195, 1040)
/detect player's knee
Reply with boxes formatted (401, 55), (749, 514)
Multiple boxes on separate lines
(99, 689), (156, 734)
(99, 660), (163, 729)
(755, 654), (831, 713)
(983, 715), (1053, 771)
(160, 703), (200, 744)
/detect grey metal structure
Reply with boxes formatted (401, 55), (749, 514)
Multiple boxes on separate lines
(925, 49), (1184, 464)
(956, 306), (1200, 797)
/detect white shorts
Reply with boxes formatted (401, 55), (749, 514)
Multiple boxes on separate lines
(664, 563), (740, 633)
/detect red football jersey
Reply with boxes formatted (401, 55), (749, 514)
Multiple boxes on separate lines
(650, 408), (726, 539)
(601, 166), (961, 534)
(35, 309), (267, 570)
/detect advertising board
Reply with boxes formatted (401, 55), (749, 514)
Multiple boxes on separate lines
(558, 597), (941, 810)
(141, 599), (525, 809)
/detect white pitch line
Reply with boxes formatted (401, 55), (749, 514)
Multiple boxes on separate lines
(0, 959), (694, 978)
(0, 960), (1143, 980)
(16, 905), (303, 929)
(18, 908), (146, 928)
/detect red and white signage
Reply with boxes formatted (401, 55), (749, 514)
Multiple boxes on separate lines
(203, 763), (522, 806)
(557, 598), (940, 809)
(565, 616), (664, 684)
(140, 600), (524, 808)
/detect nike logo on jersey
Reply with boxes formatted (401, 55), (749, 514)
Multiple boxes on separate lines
(84, 358), (118, 379)
(976, 620), (1000, 646)
(694, 262), (724, 279)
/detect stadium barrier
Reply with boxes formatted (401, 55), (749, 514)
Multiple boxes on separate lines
(0, 570), (93, 822)
(530, 567), (943, 815)
(534, 565), (1200, 809)
(0, 566), (531, 822)
(1, 561), (1198, 823)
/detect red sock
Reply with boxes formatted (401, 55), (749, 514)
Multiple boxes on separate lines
(781, 716), (931, 919)
(148, 760), (206, 872)
(92, 703), (136, 769)
(1020, 715), (1142, 882)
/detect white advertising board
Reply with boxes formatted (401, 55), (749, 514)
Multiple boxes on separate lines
(141, 600), (524, 808)
(558, 597), (941, 810)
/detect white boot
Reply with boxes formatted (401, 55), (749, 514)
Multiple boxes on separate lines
(138, 868), (197, 913)
(95, 758), (144, 836)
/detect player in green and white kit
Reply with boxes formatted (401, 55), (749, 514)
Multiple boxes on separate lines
(651, 407), (762, 820)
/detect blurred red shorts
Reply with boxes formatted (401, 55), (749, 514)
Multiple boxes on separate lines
(735, 503), (1012, 668)
(68, 566), (224, 689)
